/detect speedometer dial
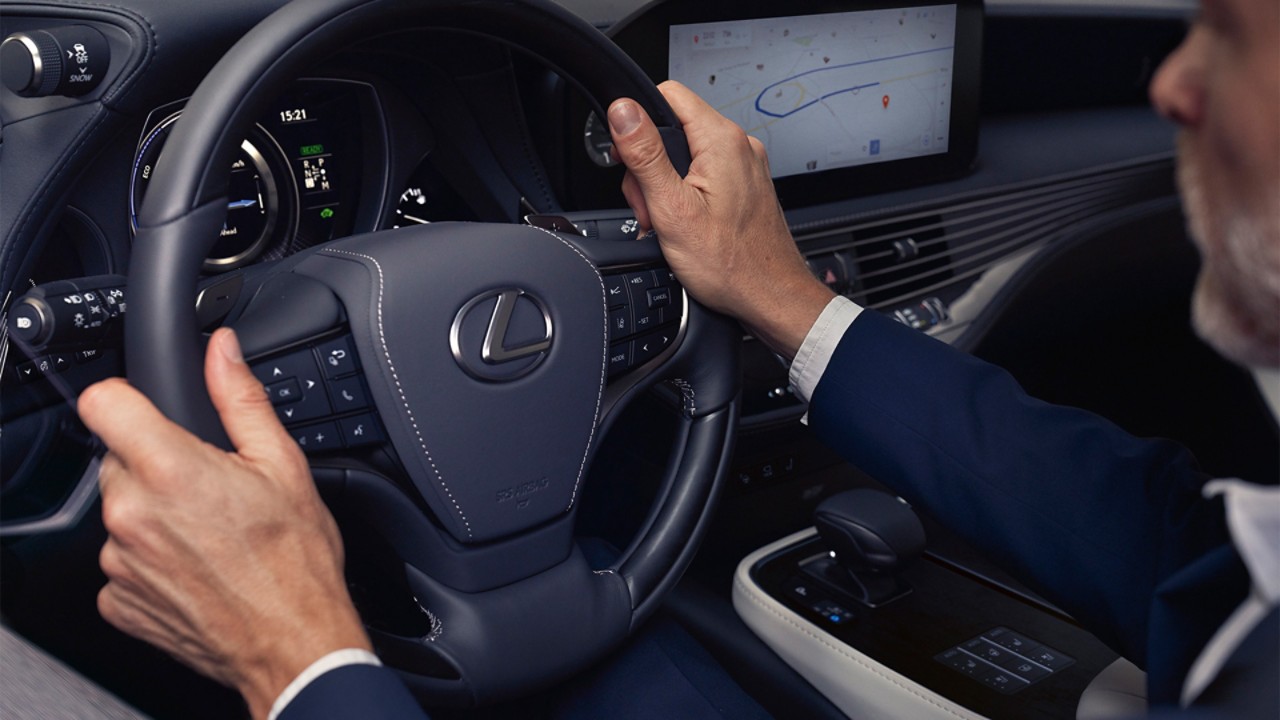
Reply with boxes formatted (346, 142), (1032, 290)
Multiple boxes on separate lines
(131, 113), (292, 271)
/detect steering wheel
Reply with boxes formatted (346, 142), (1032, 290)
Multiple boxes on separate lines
(127, 0), (740, 707)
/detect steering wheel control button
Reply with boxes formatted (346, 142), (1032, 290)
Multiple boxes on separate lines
(937, 629), (1073, 695)
(604, 275), (629, 308)
(608, 308), (632, 340)
(291, 422), (342, 453)
(633, 306), (660, 333)
(607, 343), (633, 376)
(1, 26), (109, 98)
(339, 414), (384, 447)
(316, 336), (357, 379)
(633, 331), (674, 366)
(266, 378), (302, 405)
(597, 268), (684, 380)
(646, 286), (672, 309)
(624, 271), (656, 298)
(328, 376), (370, 411)
(252, 348), (333, 425)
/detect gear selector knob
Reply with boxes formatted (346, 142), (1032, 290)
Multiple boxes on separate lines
(814, 489), (925, 605)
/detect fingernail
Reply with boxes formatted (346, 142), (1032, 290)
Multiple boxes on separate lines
(218, 329), (244, 364)
(609, 101), (643, 137)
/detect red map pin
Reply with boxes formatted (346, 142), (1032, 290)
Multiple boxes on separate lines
(882, 95), (890, 109)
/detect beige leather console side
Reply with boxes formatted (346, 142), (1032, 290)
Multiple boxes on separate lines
(732, 529), (984, 720)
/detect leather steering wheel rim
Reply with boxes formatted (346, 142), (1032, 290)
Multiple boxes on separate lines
(127, 0), (740, 706)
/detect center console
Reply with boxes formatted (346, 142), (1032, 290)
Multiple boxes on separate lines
(734, 525), (1122, 719)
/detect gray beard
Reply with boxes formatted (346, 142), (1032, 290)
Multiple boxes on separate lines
(1176, 134), (1280, 368)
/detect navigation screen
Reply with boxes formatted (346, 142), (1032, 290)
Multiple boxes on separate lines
(669, 5), (958, 179)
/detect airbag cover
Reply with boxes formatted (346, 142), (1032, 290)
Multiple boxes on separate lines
(294, 223), (606, 543)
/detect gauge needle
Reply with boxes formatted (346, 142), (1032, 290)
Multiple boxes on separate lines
(400, 213), (431, 225)
(227, 199), (258, 210)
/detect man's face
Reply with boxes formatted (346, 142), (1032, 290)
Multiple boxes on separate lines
(1150, 0), (1280, 368)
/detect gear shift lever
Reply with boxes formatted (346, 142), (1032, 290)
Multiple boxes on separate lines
(813, 489), (926, 606)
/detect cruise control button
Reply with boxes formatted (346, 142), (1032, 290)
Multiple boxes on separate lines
(633, 307), (660, 333)
(316, 336), (358, 379)
(647, 286), (672, 308)
(609, 308), (632, 340)
(624, 271), (656, 294)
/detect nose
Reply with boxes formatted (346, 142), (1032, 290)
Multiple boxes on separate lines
(1150, 26), (1205, 127)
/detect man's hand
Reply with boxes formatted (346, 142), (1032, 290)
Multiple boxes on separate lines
(608, 81), (835, 360)
(77, 328), (371, 720)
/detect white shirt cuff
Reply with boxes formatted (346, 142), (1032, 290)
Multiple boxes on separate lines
(267, 648), (382, 720)
(789, 295), (863, 403)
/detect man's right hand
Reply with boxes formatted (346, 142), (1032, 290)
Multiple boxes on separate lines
(608, 81), (835, 360)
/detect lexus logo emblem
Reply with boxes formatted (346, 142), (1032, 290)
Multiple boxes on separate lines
(450, 289), (553, 381)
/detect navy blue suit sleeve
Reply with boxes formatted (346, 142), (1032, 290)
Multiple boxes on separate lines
(807, 311), (1246, 702)
(278, 664), (429, 720)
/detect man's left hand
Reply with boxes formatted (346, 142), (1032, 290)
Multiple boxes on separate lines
(78, 328), (371, 720)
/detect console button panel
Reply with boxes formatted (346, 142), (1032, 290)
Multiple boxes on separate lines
(935, 628), (1074, 695)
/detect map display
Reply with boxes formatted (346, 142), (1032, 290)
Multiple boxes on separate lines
(669, 5), (957, 179)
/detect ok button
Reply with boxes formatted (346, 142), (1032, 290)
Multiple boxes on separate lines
(266, 379), (302, 406)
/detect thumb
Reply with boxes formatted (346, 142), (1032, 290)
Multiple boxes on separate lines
(204, 328), (296, 461)
(608, 99), (685, 211)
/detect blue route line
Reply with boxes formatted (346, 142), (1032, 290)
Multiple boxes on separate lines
(754, 46), (953, 119)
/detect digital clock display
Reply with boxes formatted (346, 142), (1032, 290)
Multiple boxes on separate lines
(279, 108), (310, 124)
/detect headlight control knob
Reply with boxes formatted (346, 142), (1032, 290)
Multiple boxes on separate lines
(1, 25), (108, 97)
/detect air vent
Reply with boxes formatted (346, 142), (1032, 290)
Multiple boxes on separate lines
(796, 156), (1177, 316)
(847, 216), (949, 305)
